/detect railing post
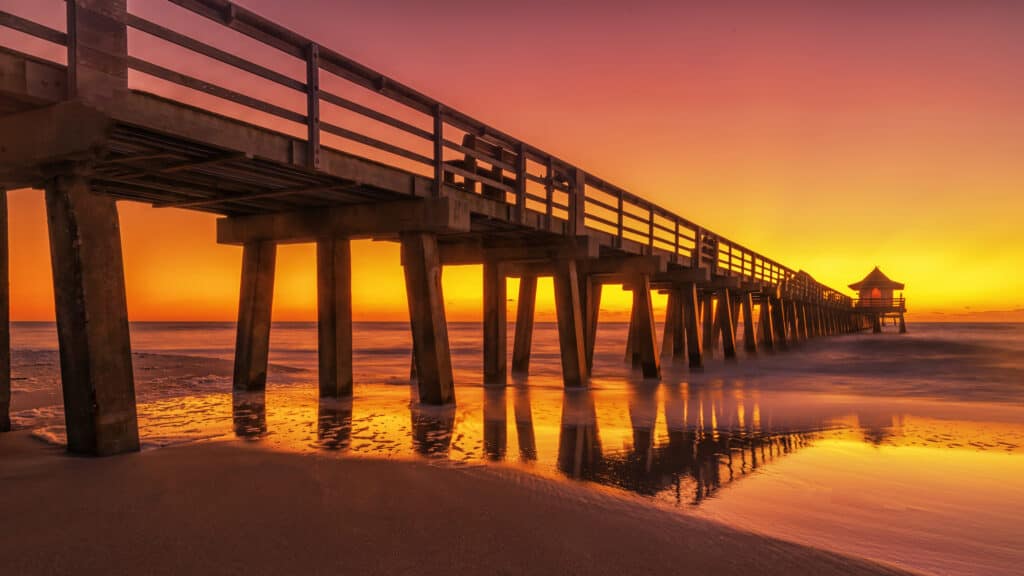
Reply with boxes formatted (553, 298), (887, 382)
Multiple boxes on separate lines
(673, 219), (680, 263)
(545, 158), (554, 227)
(569, 168), (586, 236)
(306, 43), (321, 170)
(647, 209), (655, 250)
(433, 104), (444, 197)
(514, 143), (527, 224)
(616, 189), (624, 243)
(693, 227), (704, 269)
(67, 0), (128, 106)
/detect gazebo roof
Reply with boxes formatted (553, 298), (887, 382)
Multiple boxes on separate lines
(849, 267), (905, 291)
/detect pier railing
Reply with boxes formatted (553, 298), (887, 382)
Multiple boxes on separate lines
(0, 0), (852, 306)
(853, 297), (907, 312)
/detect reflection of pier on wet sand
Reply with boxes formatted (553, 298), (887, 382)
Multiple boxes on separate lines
(2, 1), (873, 455)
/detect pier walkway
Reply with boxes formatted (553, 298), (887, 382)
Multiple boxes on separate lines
(0, 1), (869, 454)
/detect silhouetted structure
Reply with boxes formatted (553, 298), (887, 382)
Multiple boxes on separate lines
(850, 267), (907, 333)
(0, 1), (872, 455)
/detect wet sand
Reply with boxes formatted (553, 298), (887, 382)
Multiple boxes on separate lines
(0, 432), (911, 576)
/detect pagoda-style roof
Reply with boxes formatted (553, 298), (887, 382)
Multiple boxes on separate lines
(849, 267), (905, 291)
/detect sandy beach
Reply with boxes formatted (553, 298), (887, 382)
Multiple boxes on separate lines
(0, 431), (913, 576)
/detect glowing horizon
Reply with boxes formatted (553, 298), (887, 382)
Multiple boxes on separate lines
(5, 0), (1023, 323)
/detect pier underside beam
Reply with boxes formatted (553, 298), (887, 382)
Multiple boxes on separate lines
(217, 198), (471, 245)
(631, 276), (661, 379)
(511, 274), (537, 376)
(233, 240), (277, 392)
(401, 233), (455, 404)
(45, 173), (139, 455)
(552, 259), (588, 388)
(0, 190), (8, 432)
(317, 238), (353, 398)
(483, 259), (507, 385)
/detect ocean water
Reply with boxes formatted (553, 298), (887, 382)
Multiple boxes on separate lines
(7, 321), (1024, 576)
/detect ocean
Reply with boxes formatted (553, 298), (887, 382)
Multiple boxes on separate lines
(7, 321), (1024, 576)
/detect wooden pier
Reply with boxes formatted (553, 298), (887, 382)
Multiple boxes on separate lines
(0, 0), (871, 454)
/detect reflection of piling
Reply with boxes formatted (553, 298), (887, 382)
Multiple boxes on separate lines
(410, 403), (455, 457)
(232, 392), (267, 440)
(483, 388), (508, 461)
(317, 398), (353, 450)
(557, 391), (601, 479)
(513, 386), (537, 461)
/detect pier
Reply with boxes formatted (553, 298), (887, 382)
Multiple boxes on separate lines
(1, 1), (872, 455)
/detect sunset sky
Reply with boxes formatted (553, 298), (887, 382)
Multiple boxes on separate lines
(4, 0), (1023, 322)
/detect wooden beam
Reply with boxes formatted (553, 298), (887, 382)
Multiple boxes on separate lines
(632, 276), (661, 379)
(702, 293), (716, 359)
(0, 190), (8, 432)
(553, 259), (587, 388)
(233, 240), (276, 391)
(438, 237), (598, 266)
(718, 289), (737, 359)
(760, 297), (775, 351)
(317, 238), (352, 398)
(483, 259), (507, 386)
(155, 183), (354, 210)
(584, 278), (602, 373)
(401, 233), (454, 404)
(661, 288), (684, 362)
(742, 291), (758, 354)
(511, 274), (537, 376)
(45, 172), (138, 455)
(682, 283), (703, 370)
(217, 197), (471, 244)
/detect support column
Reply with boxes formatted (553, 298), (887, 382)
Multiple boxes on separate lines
(0, 190), (9, 432)
(718, 289), (737, 359)
(317, 238), (352, 398)
(45, 172), (138, 455)
(772, 297), (789, 348)
(872, 315), (882, 333)
(584, 277), (602, 373)
(702, 293), (716, 359)
(631, 275), (661, 379)
(553, 259), (587, 388)
(511, 274), (537, 376)
(402, 233), (455, 404)
(233, 240), (276, 392)
(661, 288), (685, 362)
(483, 259), (507, 385)
(799, 303), (810, 340)
(899, 313), (907, 334)
(789, 301), (802, 343)
(682, 283), (704, 370)
(624, 299), (640, 366)
(760, 296), (775, 351)
(741, 292), (757, 354)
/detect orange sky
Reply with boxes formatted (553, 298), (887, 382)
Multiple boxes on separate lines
(4, 0), (1023, 322)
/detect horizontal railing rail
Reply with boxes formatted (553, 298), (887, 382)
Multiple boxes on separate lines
(0, 0), (856, 308)
(853, 298), (907, 309)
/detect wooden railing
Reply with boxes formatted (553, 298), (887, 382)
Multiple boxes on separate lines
(0, 0), (854, 308)
(854, 298), (906, 311)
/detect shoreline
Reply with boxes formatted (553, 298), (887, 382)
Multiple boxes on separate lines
(0, 431), (913, 575)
